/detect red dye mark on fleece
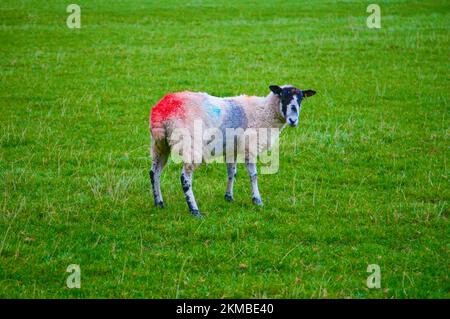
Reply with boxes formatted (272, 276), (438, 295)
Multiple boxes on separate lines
(150, 93), (185, 125)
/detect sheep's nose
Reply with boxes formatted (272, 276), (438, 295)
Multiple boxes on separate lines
(288, 118), (296, 124)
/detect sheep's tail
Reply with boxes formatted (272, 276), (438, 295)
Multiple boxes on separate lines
(150, 120), (167, 141)
(149, 113), (171, 161)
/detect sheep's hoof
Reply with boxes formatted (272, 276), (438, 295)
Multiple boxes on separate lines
(155, 201), (165, 208)
(190, 210), (204, 219)
(224, 193), (234, 202)
(252, 197), (263, 206)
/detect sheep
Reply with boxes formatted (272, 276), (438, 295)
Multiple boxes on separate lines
(149, 85), (316, 218)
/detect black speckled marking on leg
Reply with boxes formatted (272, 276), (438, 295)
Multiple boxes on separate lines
(180, 172), (190, 193)
(225, 163), (236, 202)
(149, 169), (155, 186)
(184, 194), (196, 212)
(150, 167), (164, 208)
(149, 169), (157, 201)
(180, 172), (202, 217)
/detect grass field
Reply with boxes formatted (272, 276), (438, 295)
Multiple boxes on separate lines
(0, 0), (449, 298)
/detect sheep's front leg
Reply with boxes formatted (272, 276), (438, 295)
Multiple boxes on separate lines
(245, 161), (263, 206)
(225, 163), (236, 202)
(180, 164), (203, 218)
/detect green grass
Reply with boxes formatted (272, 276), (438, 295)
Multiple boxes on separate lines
(0, 0), (449, 298)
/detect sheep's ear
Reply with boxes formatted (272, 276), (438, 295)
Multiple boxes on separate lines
(269, 85), (282, 95)
(302, 89), (316, 97)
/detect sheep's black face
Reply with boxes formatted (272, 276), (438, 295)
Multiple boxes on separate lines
(269, 85), (316, 127)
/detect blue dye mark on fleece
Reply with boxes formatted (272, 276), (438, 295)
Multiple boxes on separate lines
(212, 107), (221, 117)
(221, 100), (247, 130)
(220, 100), (248, 157)
(203, 100), (222, 119)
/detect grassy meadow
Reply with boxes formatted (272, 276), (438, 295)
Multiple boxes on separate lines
(0, 0), (449, 298)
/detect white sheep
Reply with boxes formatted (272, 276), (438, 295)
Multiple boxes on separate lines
(149, 85), (316, 218)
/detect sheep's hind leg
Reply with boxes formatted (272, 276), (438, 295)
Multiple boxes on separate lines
(150, 142), (168, 208)
(245, 161), (263, 206)
(225, 163), (236, 202)
(180, 164), (203, 218)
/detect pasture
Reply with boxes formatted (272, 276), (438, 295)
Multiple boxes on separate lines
(0, 0), (448, 298)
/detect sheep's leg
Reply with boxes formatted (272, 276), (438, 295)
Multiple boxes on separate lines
(245, 161), (263, 206)
(225, 163), (237, 202)
(150, 142), (168, 208)
(180, 164), (203, 218)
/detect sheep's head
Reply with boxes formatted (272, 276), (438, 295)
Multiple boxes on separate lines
(269, 85), (316, 127)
